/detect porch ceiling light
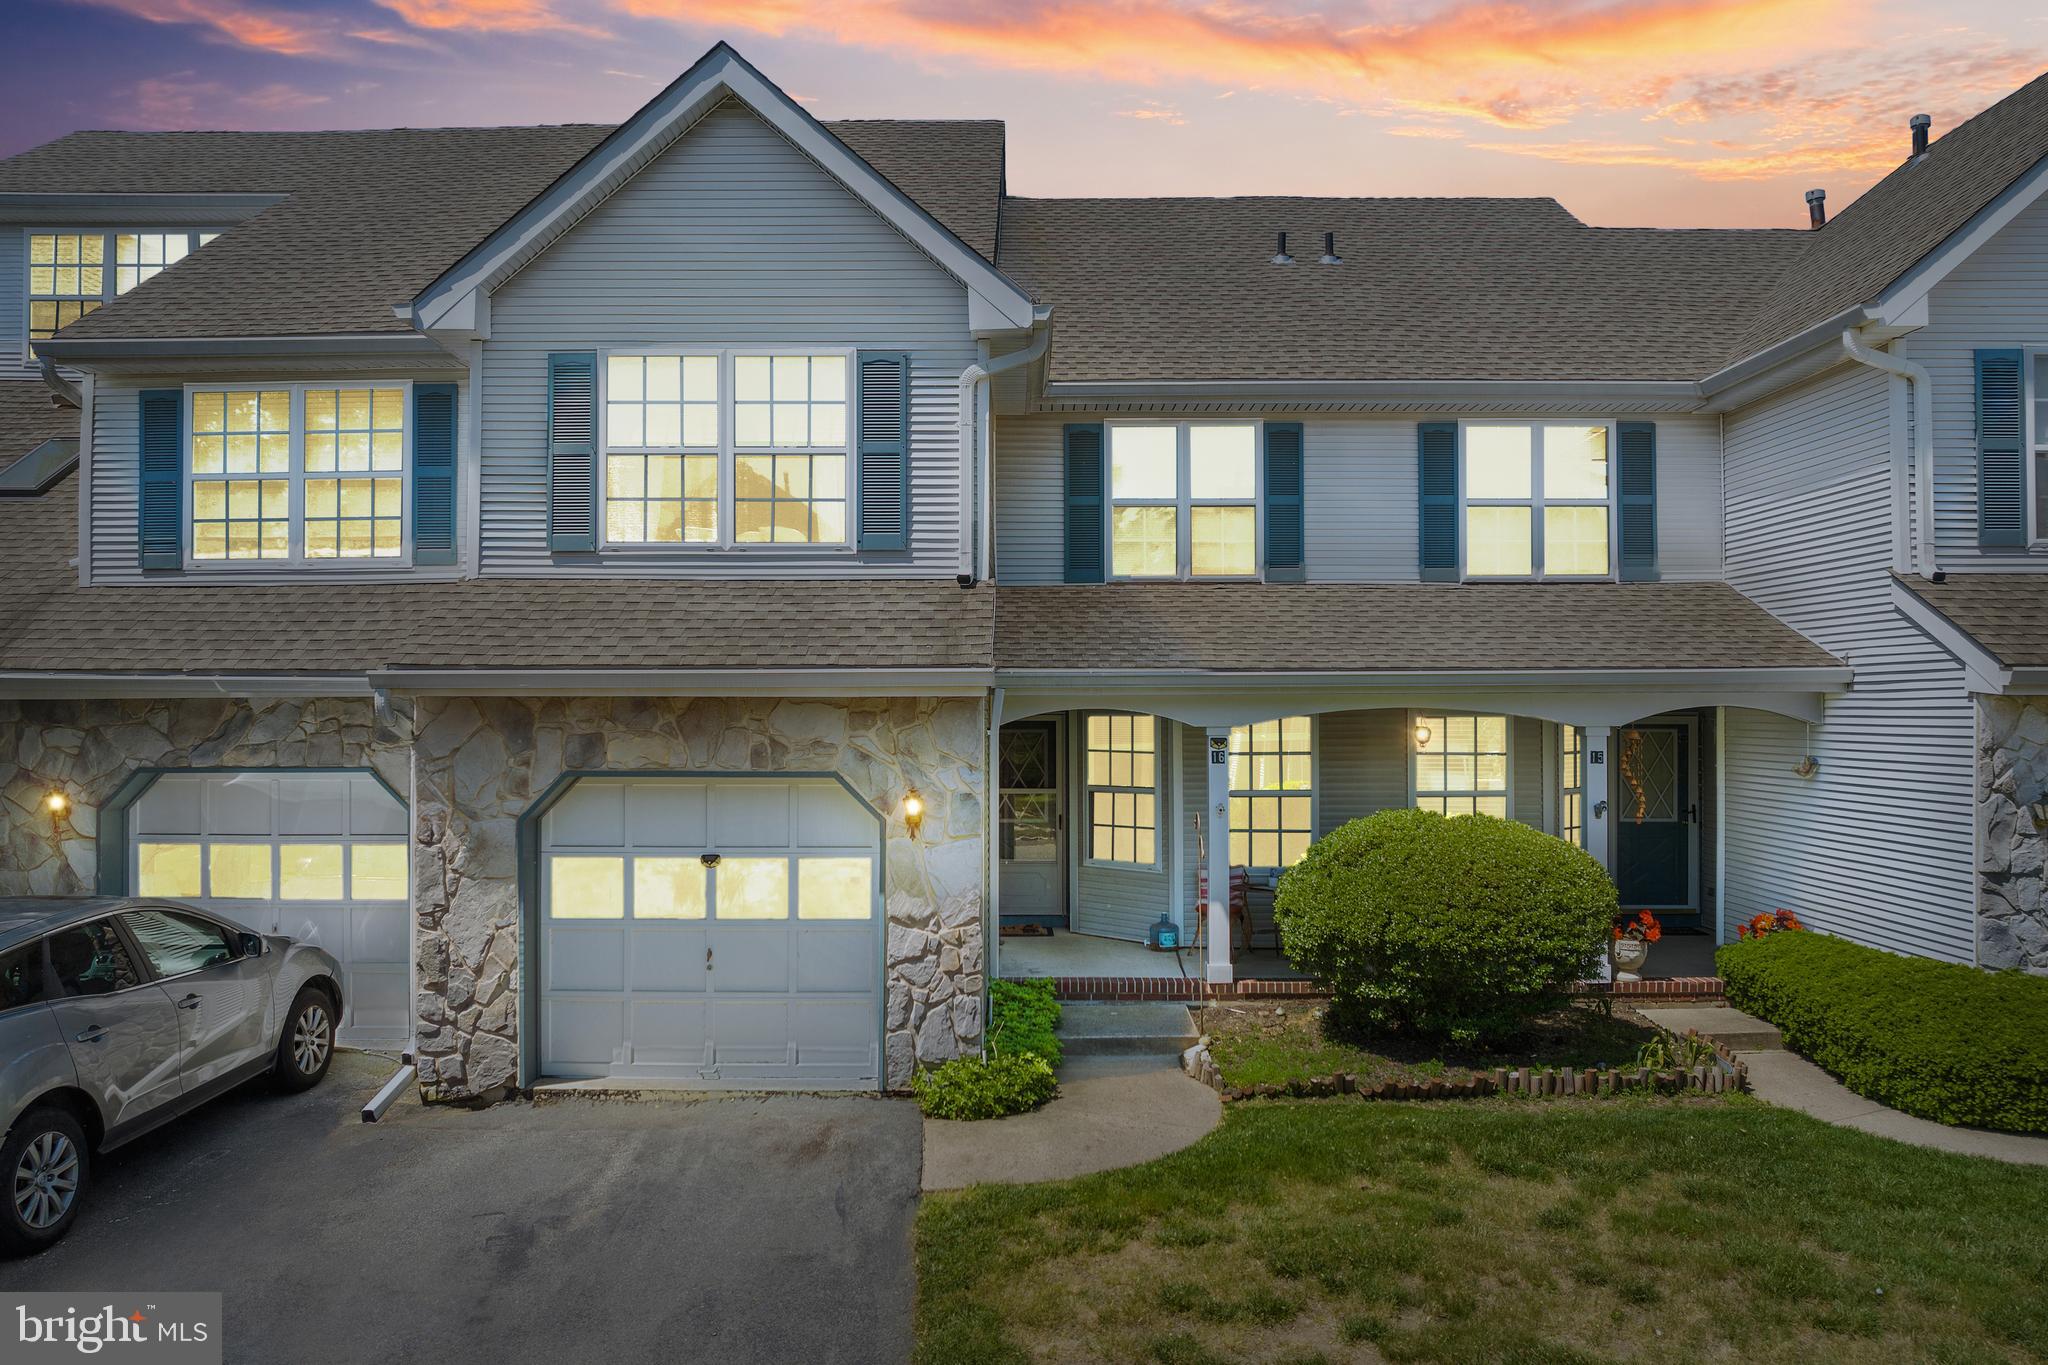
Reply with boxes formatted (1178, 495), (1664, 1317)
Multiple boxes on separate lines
(903, 789), (926, 839)
(1413, 722), (1432, 749)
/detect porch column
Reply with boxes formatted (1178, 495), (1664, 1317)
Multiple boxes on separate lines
(1583, 723), (1614, 876)
(1204, 725), (1234, 985)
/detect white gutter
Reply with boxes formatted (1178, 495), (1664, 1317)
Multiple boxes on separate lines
(1842, 328), (1937, 575)
(958, 316), (1050, 580)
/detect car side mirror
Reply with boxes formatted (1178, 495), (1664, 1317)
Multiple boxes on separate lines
(240, 933), (267, 958)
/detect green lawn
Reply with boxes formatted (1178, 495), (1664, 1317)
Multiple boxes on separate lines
(1204, 999), (1662, 1092)
(915, 1098), (2048, 1364)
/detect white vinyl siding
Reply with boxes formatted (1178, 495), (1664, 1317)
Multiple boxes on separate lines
(1722, 363), (1977, 961)
(482, 100), (973, 577)
(1901, 189), (2048, 565)
(993, 412), (1724, 584)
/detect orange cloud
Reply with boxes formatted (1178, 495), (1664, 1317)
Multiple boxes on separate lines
(69, 0), (331, 54)
(373, 0), (608, 38)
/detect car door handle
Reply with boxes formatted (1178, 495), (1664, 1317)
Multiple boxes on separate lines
(74, 1026), (107, 1044)
(176, 993), (203, 1011)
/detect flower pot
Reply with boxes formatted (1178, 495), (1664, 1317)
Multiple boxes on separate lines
(1612, 938), (1649, 982)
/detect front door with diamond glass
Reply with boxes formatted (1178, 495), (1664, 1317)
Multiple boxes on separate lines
(540, 778), (881, 1087)
(1613, 721), (1698, 912)
(998, 721), (1065, 926)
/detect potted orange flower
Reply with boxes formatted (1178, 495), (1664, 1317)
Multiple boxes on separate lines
(1736, 909), (1805, 940)
(1611, 910), (1662, 981)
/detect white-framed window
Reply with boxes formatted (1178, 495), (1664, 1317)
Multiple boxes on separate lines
(1413, 713), (1511, 818)
(1462, 422), (1614, 579)
(186, 382), (411, 566)
(2030, 350), (2047, 545)
(1108, 421), (1260, 579)
(1228, 716), (1314, 869)
(1560, 725), (1585, 847)
(597, 349), (851, 548)
(26, 228), (218, 354)
(1083, 712), (1159, 867)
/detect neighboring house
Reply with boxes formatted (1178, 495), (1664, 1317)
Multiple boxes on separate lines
(0, 44), (2044, 1102)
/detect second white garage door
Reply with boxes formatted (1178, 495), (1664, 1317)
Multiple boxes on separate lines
(540, 777), (882, 1088)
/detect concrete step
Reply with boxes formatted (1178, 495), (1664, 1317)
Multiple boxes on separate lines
(1054, 1002), (1199, 1057)
(1634, 1004), (1783, 1051)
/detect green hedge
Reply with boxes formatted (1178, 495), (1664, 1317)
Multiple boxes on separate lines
(1718, 932), (2048, 1134)
(988, 978), (1062, 1068)
(912, 1053), (1057, 1120)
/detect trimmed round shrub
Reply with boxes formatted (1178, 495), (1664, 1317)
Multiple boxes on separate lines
(1718, 930), (2048, 1133)
(911, 1052), (1058, 1121)
(1274, 808), (1615, 1046)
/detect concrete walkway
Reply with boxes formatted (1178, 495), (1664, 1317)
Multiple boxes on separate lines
(920, 1055), (1221, 1190)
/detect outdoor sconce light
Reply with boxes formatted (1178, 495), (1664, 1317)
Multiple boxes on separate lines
(902, 789), (926, 839)
(1413, 722), (1432, 749)
(44, 790), (69, 827)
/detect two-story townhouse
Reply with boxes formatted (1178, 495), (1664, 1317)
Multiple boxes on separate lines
(2, 43), (2045, 1108)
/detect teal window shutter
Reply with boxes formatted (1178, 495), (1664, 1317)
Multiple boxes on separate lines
(547, 352), (597, 551)
(856, 351), (910, 551)
(1263, 421), (1305, 582)
(1976, 348), (2025, 548)
(138, 388), (182, 569)
(1416, 421), (1457, 581)
(1617, 421), (1658, 581)
(1063, 422), (1105, 583)
(412, 382), (458, 566)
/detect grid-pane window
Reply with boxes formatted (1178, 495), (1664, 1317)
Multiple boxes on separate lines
(27, 233), (104, 346)
(1109, 422), (1259, 579)
(305, 387), (405, 559)
(1465, 423), (1611, 579)
(115, 232), (191, 293)
(1229, 716), (1313, 868)
(605, 353), (719, 545)
(1561, 725), (1584, 847)
(1084, 712), (1158, 866)
(1414, 713), (1510, 818)
(191, 389), (291, 561)
(733, 354), (848, 544)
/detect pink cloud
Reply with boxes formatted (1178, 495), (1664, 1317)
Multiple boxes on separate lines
(373, 0), (608, 38)
(68, 0), (332, 55)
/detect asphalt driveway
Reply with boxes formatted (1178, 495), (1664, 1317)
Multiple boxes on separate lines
(7, 1054), (923, 1365)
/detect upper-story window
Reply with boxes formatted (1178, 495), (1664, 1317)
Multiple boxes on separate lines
(1108, 422), (1259, 579)
(1463, 423), (1612, 579)
(188, 383), (409, 564)
(600, 350), (850, 547)
(27, 229), (217, 353)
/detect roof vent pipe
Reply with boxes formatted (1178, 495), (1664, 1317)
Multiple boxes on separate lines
(1319, 231), (1342, 265)
(1271, 231), (1294, 265)
(1805, 188), (1827, 230)
(1910, 113), (1931, 158)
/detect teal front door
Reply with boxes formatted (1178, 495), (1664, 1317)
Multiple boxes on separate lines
(1613, 722), (1696, 912)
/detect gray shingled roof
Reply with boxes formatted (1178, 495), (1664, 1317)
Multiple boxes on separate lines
(998, 197), (1811, 383)
(1731, 70), (2048, 361)
(995, 583), (1841, 672)
(2, 117), (1003, 342)
(1896, 573), (2048, 669)
(0, 383), (79, 464)
(0, 469), (993, 674)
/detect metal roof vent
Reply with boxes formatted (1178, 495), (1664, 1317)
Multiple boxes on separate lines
(1271, 231), (1294, 265)
(1805, 188), (1827, 230)
(1911, 113), (1931, 158)
(1319, 231), (1342, 265)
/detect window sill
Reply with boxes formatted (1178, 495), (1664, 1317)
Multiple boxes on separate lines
(595, 543), (858, 555)
(178, 559), (420, 573)
(1081, 859), (1165, 874)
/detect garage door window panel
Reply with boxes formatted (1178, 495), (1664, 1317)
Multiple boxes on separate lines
(634, 858), (708, 919)
(716, 858), (790, 919)
(797, 857), (873, 919)
(549, 856), (624, 919)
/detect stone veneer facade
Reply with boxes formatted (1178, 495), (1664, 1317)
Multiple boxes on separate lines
(1, 697), (413, 897)
(409, 695), (987, 1100)
(1979, 694), (2048, 973)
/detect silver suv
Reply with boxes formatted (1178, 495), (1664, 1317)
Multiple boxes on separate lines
(0, 897), (344, 1254)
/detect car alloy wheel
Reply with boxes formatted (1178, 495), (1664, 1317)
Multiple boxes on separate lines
(292, 1002), (333, 1076)
(13, 1131), (79, 1231)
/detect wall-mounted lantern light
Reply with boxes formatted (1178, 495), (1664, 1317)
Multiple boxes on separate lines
(1413, 721), (1432, 749)
(903, 789), (926, 839)
(45, 790), (70, 829)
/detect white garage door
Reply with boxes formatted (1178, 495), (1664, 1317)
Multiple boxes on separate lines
(540, 777), (881, 1088)
(129, 771), (410, 1048)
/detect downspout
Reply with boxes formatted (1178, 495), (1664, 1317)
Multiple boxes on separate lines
(957, 319), (1050, 582)
(1841, 328), (1937, 576)
(38, 355), (80, 408)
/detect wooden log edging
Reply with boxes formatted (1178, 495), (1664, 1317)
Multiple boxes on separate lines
(1180, 1026), (1749, 1103)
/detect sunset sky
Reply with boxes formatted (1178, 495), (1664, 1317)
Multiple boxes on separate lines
(3, 0), (2044, 227)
